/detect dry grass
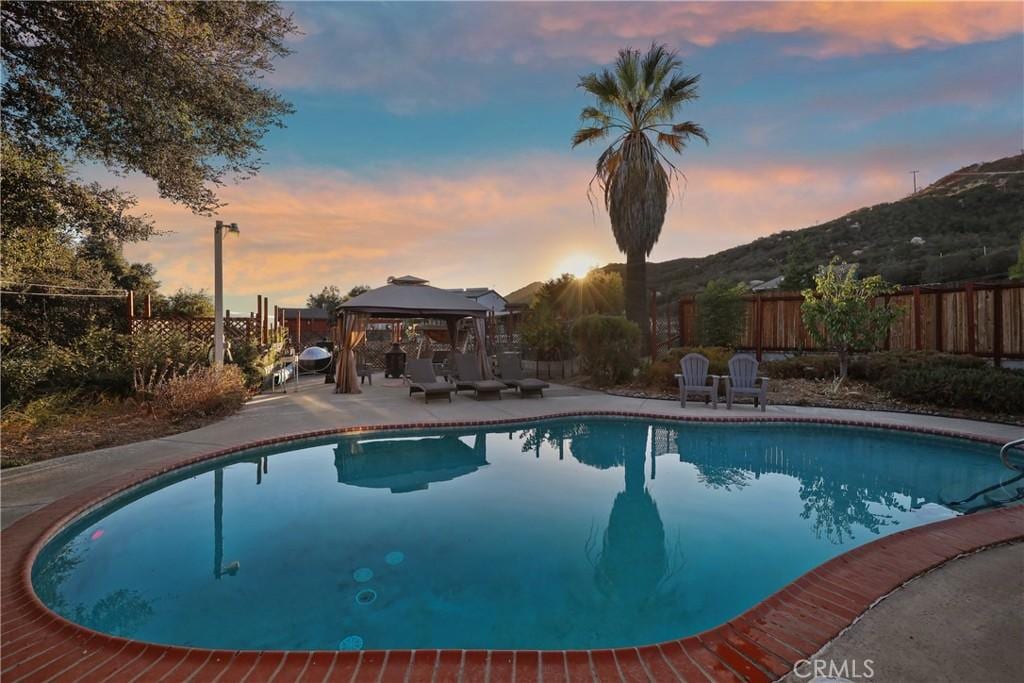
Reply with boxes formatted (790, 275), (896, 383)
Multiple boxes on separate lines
(1, 367), (250, 468)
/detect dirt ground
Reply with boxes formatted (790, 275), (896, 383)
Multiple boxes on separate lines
(1, 402), (221, 468)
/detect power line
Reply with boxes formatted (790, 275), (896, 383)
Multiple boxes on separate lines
(0, 280), (126, 293)
(0, 290), (126, 298)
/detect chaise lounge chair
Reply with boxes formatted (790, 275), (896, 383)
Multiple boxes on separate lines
(676, 353), (718, 408)
(724, 353), (769, 412)
(453, 353), (510, 400)
(498, 353), (550, 398)
(406, 358), (456, 403)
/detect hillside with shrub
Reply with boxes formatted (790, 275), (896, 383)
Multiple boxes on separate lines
(593, 153), (1023, 296)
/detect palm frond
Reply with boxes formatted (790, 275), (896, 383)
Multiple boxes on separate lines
(572, 126), (611, 148)
(656, 132), (684, 153)
(671, 121), (709, 144)
(577, 69), (621, 106)
(641, 42), (679, 94)
(616, 47), (641, 103)
(575, 42), (705, 260)
(579, 106), (613, 126)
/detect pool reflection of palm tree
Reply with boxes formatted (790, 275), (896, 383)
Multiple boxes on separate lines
(571, 422), (680, 609)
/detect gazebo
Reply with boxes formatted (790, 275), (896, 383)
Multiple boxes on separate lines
(333, 275), (491, 393)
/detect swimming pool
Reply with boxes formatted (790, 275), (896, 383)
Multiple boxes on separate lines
(31, 417), (1020, 651)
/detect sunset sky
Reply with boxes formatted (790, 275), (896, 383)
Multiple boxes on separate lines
(121, 1), (1024, 313)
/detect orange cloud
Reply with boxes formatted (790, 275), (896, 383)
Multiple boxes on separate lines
(513, 1), (1022, 60)
(119, 141), (1000, 312)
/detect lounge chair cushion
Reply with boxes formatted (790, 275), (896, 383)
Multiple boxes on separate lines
(466, 380), (509, 393)
(510, 377), (549, 391)
(412, 381), (456, 394)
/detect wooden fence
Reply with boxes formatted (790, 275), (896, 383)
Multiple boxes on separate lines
(657, 281), (1023, 364)
(128, 292), (278, 347)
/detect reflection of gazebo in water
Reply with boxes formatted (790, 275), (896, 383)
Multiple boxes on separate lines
(333, 275), (492, 393)
(334, 433), (489, 493)
(571, 422), (673, 607)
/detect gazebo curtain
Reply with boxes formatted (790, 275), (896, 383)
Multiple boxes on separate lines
(335, 312), (369, 393)
(473, 316), (493, 379)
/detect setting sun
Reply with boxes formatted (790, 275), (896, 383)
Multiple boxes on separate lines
(553, 253), (599, 278)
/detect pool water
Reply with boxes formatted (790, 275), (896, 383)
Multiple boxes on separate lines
(32, 418), (1021, 651)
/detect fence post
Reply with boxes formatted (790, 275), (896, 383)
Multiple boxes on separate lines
(649, 288), (657, 359)
(262, 296), (269, 344)
(965, 283), (976, 355)
(144, 294), (152, 318)
(933, 291), (943, 352)
(883, 294), (891, 350)
(755, 294), (764, 361)
(257, 295), (263, 344)
(678, 299), (685, 347)
(993, 284), (1003, 367)
(126, 289), (135, 323)
(912, 287), (922, 350)
(664, 300), (670, 347)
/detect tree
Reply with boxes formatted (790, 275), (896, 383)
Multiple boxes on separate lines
(2, 1), (296, 214)
(1010, 232), (1024, 280)
(343, 285), (371, 302)
(572, 43), (707, 345)
(1, 1), (295, 353)
(801, 260), (899, 379)
(307, 286), (344, 311)
(154, 289), (214, 318)
(534, 270), (624, 319)
(782, 234), (816, 291)
(695, 280), (747, 347)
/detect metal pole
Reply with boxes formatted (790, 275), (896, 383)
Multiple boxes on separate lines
(214, 221), (225, 367)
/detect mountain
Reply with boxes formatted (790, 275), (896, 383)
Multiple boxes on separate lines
(505, 280), (544, 306)
(597, 153), (1024, 296)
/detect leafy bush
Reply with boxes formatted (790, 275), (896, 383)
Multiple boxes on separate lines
(801, 261), (899, 378)
(763, 354), (840, 380)
(696, 280), (747, 347)
(571, 314), (640, 385)
(878, 365), (1024, 415)
(128, 329), (207, 393)
(1, 327), (132, 405)
(521, 300), (573, 360)
(152, 366), (247, 421)
(847, 351), (985, 382)
(641, 346), (735, 389)
(763, 351), (986, 381)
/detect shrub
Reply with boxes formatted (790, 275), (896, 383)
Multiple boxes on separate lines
(1, 327), (132, 405)
(571, 314), (640, 385)
(847, 351), (985, 382)
(521, 300), (573, 360)
(878, 365), (1024, 415)
(152, 366), (247, 421)
(801, 260), (899, 378)
(763, 354), (840, 380)
(695, 280), (747, 347)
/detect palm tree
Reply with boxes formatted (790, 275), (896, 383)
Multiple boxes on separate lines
(572, 43), (707, 343)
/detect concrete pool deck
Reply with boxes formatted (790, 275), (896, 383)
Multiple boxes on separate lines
(3, 374), (1020, 529)
(2, 374), (1022, 681)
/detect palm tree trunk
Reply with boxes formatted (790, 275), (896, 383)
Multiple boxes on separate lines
(625, 249), (649, 347)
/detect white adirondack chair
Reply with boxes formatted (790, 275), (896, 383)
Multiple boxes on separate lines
(676, 353), (719, 409)
(725, 354), (769, 411)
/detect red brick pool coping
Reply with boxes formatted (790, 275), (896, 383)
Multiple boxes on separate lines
(2, 412), (1022, 682)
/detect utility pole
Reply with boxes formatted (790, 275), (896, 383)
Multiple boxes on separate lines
(213, 220), (239, 367)
(909, 170), (919, 194)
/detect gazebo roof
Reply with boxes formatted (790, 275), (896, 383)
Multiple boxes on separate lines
(336, 275), (489, 318)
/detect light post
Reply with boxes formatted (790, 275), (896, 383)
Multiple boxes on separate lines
(214, 220), (239, 367)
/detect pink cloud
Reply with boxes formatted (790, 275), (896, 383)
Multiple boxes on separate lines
(120, 138), (1011, 312)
